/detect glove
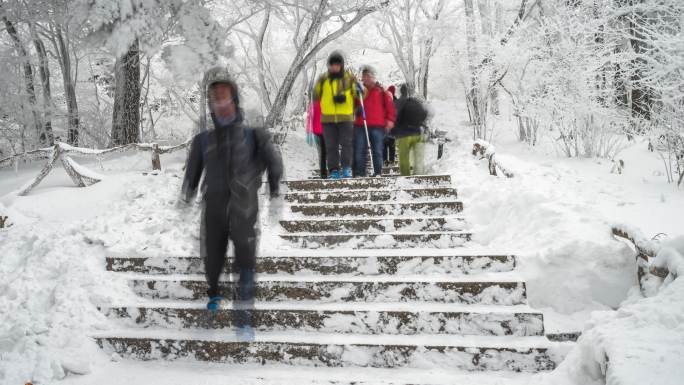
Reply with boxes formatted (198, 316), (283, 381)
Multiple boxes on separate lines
(306, 132), (314, 146)
(267, 193), (284, 228)
(175, 197), (191, 210)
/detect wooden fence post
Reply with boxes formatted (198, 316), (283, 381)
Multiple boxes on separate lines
(151, 143), (161, 171)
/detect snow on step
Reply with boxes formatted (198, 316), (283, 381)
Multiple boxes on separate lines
(128, 273), (527, 305)
(279, 231), (471, 249)
(288, 201), (463, 217)
(286, 175), (451, 192)
(103, 303), (544, 337)
(74, 361), (555, 385)
(94, 330), (560, 371)
(97, 168), (568, 371)
(285, 187), (458, 204)
(106, 253), (515, 276)
(279, 216), (466, 233)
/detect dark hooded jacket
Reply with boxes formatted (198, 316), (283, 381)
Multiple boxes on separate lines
(392, 95), (428, 138)
(181, 69), (283, 222)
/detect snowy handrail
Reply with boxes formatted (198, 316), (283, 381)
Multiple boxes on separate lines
(611, 225), (670, 294)
(0, 140), (191, 170)
(0, 148), (52, 169)
(11, 139), (191, 196)
(472, 140), (514, 178)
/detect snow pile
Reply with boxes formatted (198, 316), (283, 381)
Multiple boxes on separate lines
(651, 236), (684, 284)
(429, 98), (684, 384)
(80, 170), (201, 257)
(434, 135), (636, 319)
(0, 153), (194, 384)
(559, 272), (684, 385)
(0, 216), (127, 384)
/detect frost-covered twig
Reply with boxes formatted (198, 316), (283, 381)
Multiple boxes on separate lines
(472, 140), (514, 178)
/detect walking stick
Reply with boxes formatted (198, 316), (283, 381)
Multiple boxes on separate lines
(356, 82), (374, 175)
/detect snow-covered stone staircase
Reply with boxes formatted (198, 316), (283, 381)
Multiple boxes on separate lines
(97, 169), (567, 373)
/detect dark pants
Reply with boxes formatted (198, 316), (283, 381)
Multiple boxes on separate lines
(384, 136), (396, 164)
(201, 197), (257, 298)
(354, 126), (385, 176)
(314, 134), (327, 179)
(322, 121), (353, 172)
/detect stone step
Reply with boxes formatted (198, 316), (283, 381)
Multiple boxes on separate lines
(94, 331), (558, 371)
(128, 275), (527, 305)
(106, 254), (516, 276)
(286, 175), (451, 192)
(280, 217), (465, 233)
(285, 188), (457, 204)
(289, 201), (463, 217)
(279, 231), (471, 249)
(103, 303), (544, 337)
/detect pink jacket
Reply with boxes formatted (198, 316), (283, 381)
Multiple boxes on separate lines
(306, 101), (323, 136)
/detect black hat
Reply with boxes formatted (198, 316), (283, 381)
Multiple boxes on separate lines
(203, 66), (239, 106)
(328, 51), (344, 66)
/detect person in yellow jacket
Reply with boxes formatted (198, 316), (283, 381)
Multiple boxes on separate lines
(313, 51), (360, 179)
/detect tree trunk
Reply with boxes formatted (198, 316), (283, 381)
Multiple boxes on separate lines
(265, 1), (378, 128)
(111, 39), (141, 145)
(479, 0), (499, 115)
(628, 0), (652, 120)
(464, 0), (483, 139)
(2, 16), (45, 146)
(420, 56), (430, 99)
(31, 30), (55, 146)
(55, 26), (79, 145)
(255, 6), (273, 111)
(265, 0), (328, 129)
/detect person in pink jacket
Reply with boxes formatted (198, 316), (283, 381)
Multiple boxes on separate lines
(306, 100), (327, 179)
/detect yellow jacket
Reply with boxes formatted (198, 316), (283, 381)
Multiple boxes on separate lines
(314, 71), (360, 123)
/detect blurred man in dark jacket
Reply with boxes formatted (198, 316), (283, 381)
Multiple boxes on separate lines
(181, 66), (283, 337)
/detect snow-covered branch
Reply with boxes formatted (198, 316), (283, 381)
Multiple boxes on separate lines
(611, 225), (675, 296)
(472, 140), (514, 178)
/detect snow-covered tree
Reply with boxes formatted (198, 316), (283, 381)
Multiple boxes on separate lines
(81, 0), (233, 145)
(376, 0), (452, 99)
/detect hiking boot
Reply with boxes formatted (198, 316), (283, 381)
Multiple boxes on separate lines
(207, 296), (223, 313)
(342, 167), (353, 178)
(328, 169), (340, 180)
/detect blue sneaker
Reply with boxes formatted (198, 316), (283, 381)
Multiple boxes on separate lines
(328, 169), (340, 180)
(238, 268), (256, 302)
(342, 167), (353, 178)
(207, 296), (223, 313)
(236, 325), (255, 342)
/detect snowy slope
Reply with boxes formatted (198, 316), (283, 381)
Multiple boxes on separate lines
(1, 104), (683, 384)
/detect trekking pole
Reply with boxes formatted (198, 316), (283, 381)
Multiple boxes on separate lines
(356, 82), (374, 174)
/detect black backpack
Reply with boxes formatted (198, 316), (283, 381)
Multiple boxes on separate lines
(398, 97), (428, 128)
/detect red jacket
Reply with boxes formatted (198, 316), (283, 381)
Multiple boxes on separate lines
(354, 83), (396, 129)
(306, 100), (323, 136)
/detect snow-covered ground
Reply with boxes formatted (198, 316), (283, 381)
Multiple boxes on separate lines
(1, 99), (683, 385)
